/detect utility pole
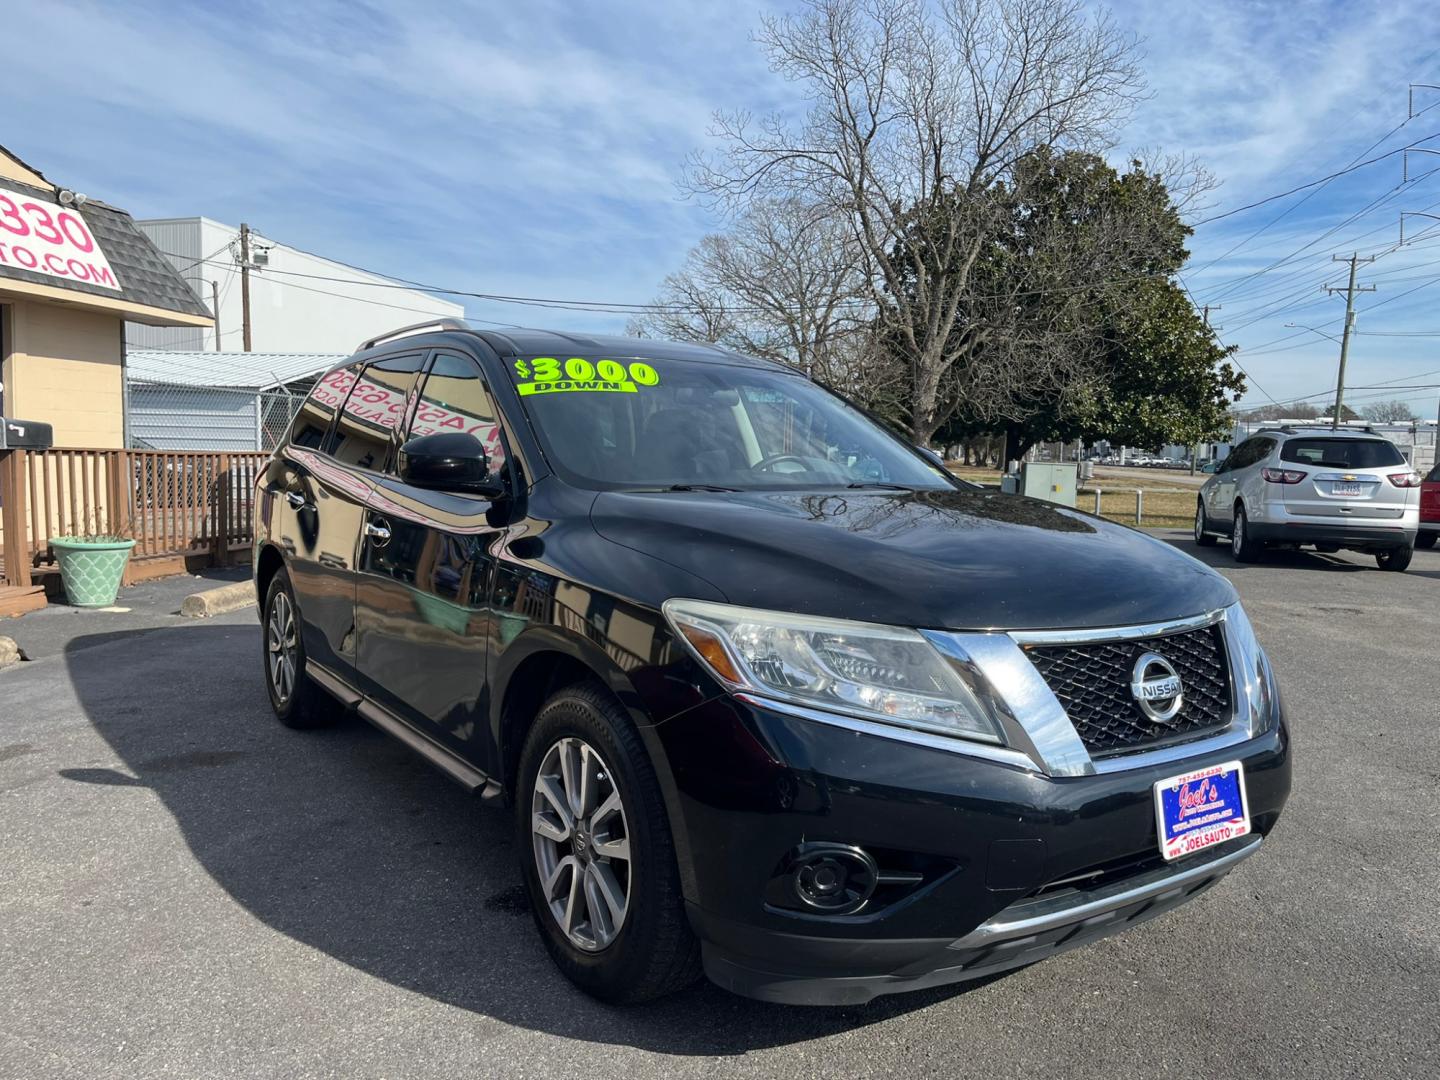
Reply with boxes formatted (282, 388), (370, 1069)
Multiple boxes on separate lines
(210, 280), (222, 352)
(1323, 255), (1376, 429)
(1193, 305), (1222, 475)
(239, 223), (253, 353)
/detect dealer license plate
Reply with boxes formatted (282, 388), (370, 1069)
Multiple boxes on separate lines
(1331, 482), (1365, 496)
(1153, 761), (1250, 861)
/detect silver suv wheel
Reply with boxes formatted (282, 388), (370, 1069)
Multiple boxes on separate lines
(266, 590), (297, 705)
(531, 736), (632, 951)
(1231, 512), (1245, 558)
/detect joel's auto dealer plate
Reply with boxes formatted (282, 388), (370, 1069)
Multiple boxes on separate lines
(1153, 760), (1250, 861)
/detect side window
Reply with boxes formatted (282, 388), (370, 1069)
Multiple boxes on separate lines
(326, 352), (427, 471)
(1230, 438), (1265, 470)
(407, 352), (509, 478)
(287, 362), (360, 449)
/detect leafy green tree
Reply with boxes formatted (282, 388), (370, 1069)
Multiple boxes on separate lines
(893, 149), (1241, 457)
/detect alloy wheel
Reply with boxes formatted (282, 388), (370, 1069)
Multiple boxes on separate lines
(1231, 513), (1244, 558)
(531, 736), (632, 951)
(267, 591), (298, 704)
(1194, 504), (1205, 541)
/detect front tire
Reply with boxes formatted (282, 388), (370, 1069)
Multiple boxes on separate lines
(262, 568), (337, 729)
(1231, 505), (1264, 563)
(1194, 499), (1216, 546)
(1377, 546), (1413, 572)
(516, 682), (700, 1004)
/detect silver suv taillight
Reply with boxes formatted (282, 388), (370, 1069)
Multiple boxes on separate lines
(1261, 467), (1306, 484)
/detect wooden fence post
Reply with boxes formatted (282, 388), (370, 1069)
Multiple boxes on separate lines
(110, 450), (136, 586)
(1, 449), (32, 588)
(215, 454), (232, 567)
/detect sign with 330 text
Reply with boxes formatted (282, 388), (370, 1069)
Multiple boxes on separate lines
(0, 185), (121, 291)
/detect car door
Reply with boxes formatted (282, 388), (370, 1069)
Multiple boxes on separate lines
(267, 357), (394, 681)
(1209, 438), (1256, 527)
(354, 350), (513, 762)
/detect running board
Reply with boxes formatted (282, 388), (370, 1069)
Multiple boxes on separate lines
(306, 661), (501, 798)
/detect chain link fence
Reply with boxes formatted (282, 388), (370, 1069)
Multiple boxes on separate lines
(121, 351), (344, 453)
(124, 376), (306, 452)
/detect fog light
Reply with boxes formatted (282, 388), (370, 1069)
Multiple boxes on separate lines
(791, 844), (878, 914)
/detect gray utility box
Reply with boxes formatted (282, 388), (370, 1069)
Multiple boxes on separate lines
(1018, 462), (1078, 507)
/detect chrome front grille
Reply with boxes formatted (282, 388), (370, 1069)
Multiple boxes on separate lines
(1022, 624), (1232, 753)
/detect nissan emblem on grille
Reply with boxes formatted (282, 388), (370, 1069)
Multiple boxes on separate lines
(1129, 651), (1184, 723)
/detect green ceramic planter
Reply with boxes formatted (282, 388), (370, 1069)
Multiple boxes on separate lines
(49, 537), (136, 608)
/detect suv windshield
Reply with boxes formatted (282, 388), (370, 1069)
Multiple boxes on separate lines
(506, 354), (954, 491)
(1279, 437), (1405, 469)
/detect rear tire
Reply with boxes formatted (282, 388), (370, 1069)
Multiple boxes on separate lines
(1417, 533), (1437, 550)
(262, 568), (338, 729)
(1193, 500), (1216, 546)
(1230, 505), (1264, 563)
(1376, 546), (1413, 572)
(516, 681), (701, 1004)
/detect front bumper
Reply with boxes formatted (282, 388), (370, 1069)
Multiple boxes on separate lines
(701, 835), (1264, 1005)
(653, 694), (1291, 1005)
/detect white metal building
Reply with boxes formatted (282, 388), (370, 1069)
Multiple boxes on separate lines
(125, 350), (344, 451)
(124, 217), (464, 354)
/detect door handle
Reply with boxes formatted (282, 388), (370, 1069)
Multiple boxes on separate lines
(285, 491), (306, 510)
(364, 520), (392, 544)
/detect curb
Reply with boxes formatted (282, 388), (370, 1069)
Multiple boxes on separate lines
(180, 581), (256, 619)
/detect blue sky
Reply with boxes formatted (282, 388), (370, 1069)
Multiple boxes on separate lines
(8, 0), (1440, 415)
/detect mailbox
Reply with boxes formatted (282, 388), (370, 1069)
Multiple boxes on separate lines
(0, 417), (54, 451)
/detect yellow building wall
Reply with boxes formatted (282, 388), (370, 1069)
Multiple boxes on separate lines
(0, 152), (48, 187)
(2, 299), (125, 448)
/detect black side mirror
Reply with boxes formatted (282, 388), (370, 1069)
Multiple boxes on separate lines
(398, 432), (506, 498)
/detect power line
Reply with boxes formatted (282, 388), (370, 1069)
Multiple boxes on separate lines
(1193, 134), (1440, 227)
(1187, 90), (1440, 277)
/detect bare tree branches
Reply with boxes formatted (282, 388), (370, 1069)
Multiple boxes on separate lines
(684, 0), (1145, 441)
(628, 198), (876, 390)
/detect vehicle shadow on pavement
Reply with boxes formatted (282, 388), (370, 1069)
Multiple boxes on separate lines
(62, 624), (994, 1055)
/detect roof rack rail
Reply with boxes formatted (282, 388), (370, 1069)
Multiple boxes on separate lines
(357, 318), (470, 353)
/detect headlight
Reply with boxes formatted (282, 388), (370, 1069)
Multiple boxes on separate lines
(1224, 602), (1282, 734)
(662, 599), (1002, 743)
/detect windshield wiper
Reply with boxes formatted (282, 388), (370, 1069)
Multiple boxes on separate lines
(845, 481), (915, 491)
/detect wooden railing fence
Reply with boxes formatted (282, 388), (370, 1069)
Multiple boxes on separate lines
(0, 448), (269, 589)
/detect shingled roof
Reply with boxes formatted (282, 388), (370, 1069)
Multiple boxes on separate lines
(0, 174), (211, 321)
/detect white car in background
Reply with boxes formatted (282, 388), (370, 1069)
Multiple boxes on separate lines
(1195, 427), (1420, 571)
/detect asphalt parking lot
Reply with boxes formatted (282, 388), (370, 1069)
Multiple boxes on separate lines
(3, 534), (1438, 1079)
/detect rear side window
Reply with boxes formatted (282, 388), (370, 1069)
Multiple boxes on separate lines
(1227, 438), (1269, 470)
(1280, 438), (1404, 469)
(326, 352), (427, 471)
(286, 362), (358, 450)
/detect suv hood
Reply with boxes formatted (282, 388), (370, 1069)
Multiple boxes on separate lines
(591, 488), (1235, 631)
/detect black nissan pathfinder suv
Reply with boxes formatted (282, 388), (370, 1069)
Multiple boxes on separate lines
(253, 321), (1290, 1005)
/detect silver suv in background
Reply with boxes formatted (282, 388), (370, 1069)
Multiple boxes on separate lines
(1195, 427), (1420, 571)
